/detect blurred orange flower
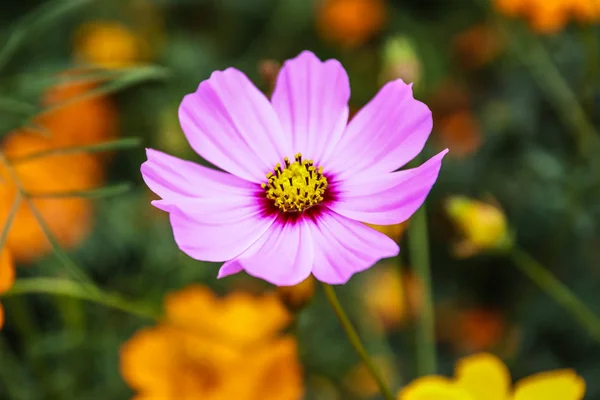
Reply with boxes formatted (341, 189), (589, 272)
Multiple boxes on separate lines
(455, 308), (506, 352)
(0, 77), (117, 263)
(316, 0), (387, 48)
(436, 109), (483, 159)
(453, 23), (505, 70)
(493, 0), (600, 33)
(36, 75), (118, 150)
(120, 285), (303, 400)
(363, 262), (423, 332)
(0, 249), (15, 329)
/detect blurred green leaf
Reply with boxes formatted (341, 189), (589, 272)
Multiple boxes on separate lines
(3, 278), (159, 321)
(0, 0), (95, 72)
(26, 183), (134, 199)
(10, 137), (143, 163)
(0, 193), (22, 252)
(36, 66), (169, 117)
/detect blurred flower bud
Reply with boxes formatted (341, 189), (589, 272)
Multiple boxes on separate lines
(379, 36), (422, 86)
(436, 109), (482, 158)
(363, 263), (423, 332)
(316, 0), (386, 49)
(73, 21), (146, 69)
(455, 307), (506, 352)
(366, 221), (408, 243)
(276, 276), (316, 312)
(453, 23), (504, 70)
(344, 356), (396, 398)
(445, 196), (512, 258)
(156, 105), (190, 155)
(258, 59), (281, 96)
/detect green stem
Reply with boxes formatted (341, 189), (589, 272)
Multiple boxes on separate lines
(2, 278), (159, 321)
(322, 284), (395, 400)
(495, 17), (599, 161)
(580, 26), (599, 114)
(407, 205), (437, 376)
(511, 247), (600, 343)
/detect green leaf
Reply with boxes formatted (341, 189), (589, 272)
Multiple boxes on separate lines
(26, 182), (134, 199)
(2, 278), (159, 321)
(0, 0), (95, 72)
(34, 66), (169, 118)
(0, 193), (22, 252)
(10, 137), (143, 163)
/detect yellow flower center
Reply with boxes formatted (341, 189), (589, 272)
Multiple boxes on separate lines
(262, 153), (328, 213)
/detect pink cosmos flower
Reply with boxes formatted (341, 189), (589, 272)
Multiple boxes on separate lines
(142, 51), (447, 286)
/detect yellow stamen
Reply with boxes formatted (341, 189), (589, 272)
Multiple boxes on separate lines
(262, 153), (328, 212)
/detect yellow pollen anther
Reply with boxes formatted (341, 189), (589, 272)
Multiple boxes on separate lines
(262, 153), (328, 212)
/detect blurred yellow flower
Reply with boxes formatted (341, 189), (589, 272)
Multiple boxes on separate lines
(363, 263), (423, 332)
(493, 0), (600, 34)
(74, 22), (146, 69)
(0, 249), (15, 329)
(445, 196), (511, 258)
(0, 77), (117, 263)
(120, 285), (303, 400)
(366, 221), (408, 243)
(316, 0), (387, 48)
(398, 353), (586, 400)
(276, 276), (316, 312)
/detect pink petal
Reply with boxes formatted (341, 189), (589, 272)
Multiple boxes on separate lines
(217, 260), (243, 278)
(271, 51), (350, 164)
(141, 148), (256, 202)
(162, 197), (276, 262)
(324, 79), (433, 179)
(308, 210), (399, 284)
(328, 149), (448, 225)
(179, 68), (292, 183)
(228, 218), (314, 286)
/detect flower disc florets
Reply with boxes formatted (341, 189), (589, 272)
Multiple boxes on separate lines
(262, 153), (328, 212)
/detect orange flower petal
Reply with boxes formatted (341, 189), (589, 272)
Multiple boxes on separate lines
(120, 326), (183, 396)
(242, 336), (304, 400)
(0, 249), (15, 293)
(164, 285), (291, 347)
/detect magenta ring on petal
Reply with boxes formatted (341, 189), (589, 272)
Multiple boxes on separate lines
(141, 50), (448, 286)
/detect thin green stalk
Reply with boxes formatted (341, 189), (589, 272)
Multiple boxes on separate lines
(580, 26), (599, 113)
(0, 153), (96, 289)
(3, 278), (159, 321)
(2, 297), (57, 397)
(480, 1), (600, 162)
(322, 283), (395, 400)
(407, 205), (436, 376)
(511, 247), (600, 343)
(9, 137), (142, 164)
(26, 182), (133, 199)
